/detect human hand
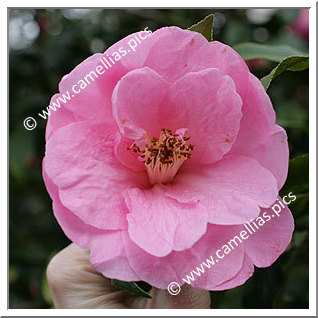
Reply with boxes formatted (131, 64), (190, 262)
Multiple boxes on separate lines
(46, 244), (211, 309)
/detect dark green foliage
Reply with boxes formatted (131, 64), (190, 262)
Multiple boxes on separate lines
(111, 280), (152, 299)
(9, 9), (309, 309)
(188, 14), (214, 41)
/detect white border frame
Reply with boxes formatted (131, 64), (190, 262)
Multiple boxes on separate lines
(3, 1), (316, 316)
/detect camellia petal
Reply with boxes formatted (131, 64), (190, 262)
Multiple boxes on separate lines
(90, 231), (141, 281)
(123, 224), (245, 290)
(43, 162), (98, 249)
(245, 202), (294, 267)
(168, 68), (242, 163)
(211, 254), (254, 291)
(166, 155), (278, 225)
(230, 74), (289, 189)
(44, 121), (148, 230)
(112, 67), (170, 140)
(43, 25), (293, 293)
(124, 185), (208, 257)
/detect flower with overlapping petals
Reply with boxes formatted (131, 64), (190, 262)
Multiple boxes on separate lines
(43, 26), (294, 290)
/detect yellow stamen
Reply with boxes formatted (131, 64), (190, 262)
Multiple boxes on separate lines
(143, 133), (153, 146)
(129, 129), (194, 184)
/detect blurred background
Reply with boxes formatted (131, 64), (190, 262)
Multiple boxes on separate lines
(9, 8), (309, 309)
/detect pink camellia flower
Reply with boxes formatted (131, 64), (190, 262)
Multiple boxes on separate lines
(43, 26), (294, 291)
(291, 9), (309, 40)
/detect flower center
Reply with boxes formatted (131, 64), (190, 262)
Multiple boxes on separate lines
(127, 128), (194, 185)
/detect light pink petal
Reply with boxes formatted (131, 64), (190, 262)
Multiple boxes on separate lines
(59, 53), (103, 93)
(45, 154), (141, 281)
(123, 224), (244, 290)
(211, 255), (254, 291)
(230, 73), (289, 189)
(42, 160), (103, 249)
(175, 128), (187, 139)
(141, 28), (249, 99)
(52, 27), (178, 138)
(113, 132), (146, 172)
(255, 125), (289, 189)
(166, 155), (278, 225)
(90, 231), (140, 281)
(208, 41), (250, 100)
(113, 67), (242, 164)
(59, 53), (127, 118)
(142, 27), (209, 83)
(167, 68), (242, 163)
(245, 202), (294, 267)
(47, 54), (106, 140)
(111, 27), (249, 101)
(112, 67), (170, 140)
(46, 53), (128, 141)
(44, 121), (148, 230)
(103, 27), (164, 70)
(45, 93), (77, 141)
(124, 185), (208, 257)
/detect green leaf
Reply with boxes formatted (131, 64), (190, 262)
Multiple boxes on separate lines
(232, 42), (309, 90)
(111, 279), (152, 299)
(42, 268), (54, 307)
(188, 14), (214, 42)
(233, 42), (306, 62)
(261, 56), (309, 90)
(280, 154), (309, 195)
